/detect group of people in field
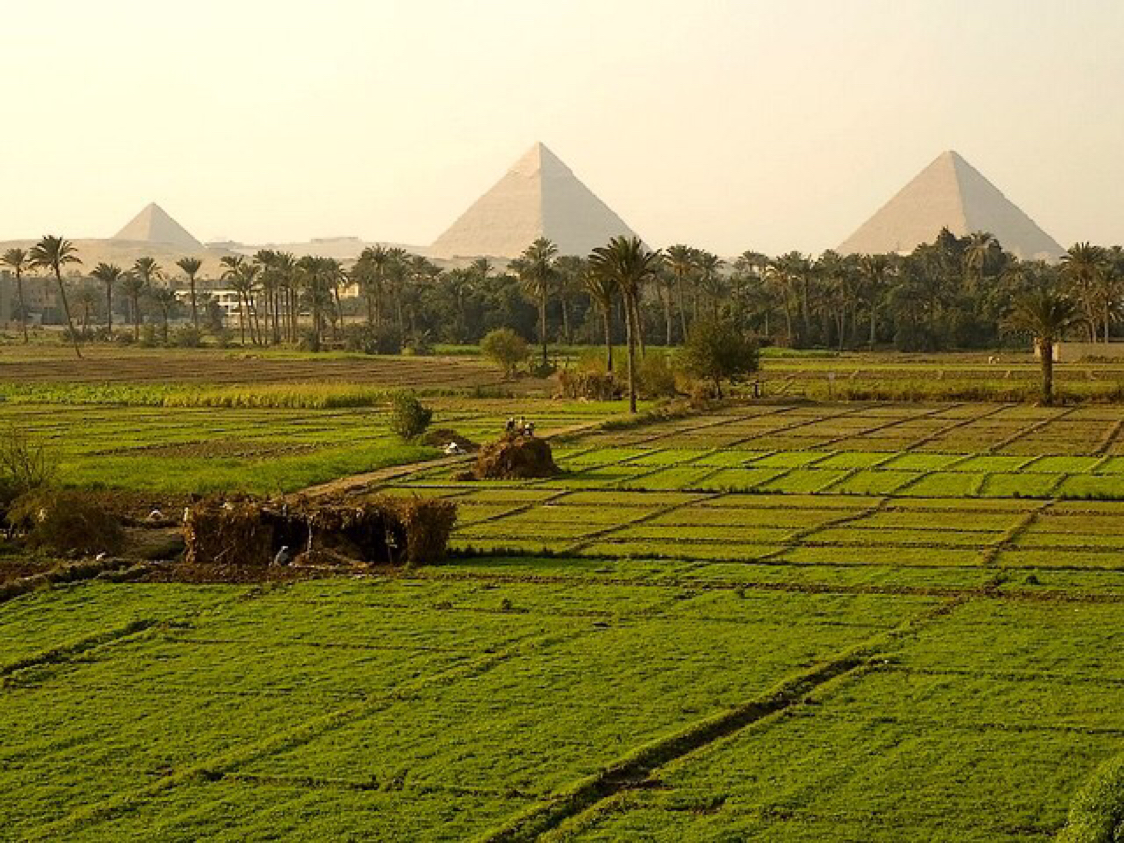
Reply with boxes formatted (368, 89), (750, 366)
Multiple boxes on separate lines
(505, 416), (535, 438)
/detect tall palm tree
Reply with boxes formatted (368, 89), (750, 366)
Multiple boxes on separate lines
(964, 231), (998, 291)
(1, 248), (30, 343)
(665, 244), (696, 340)
(90, 262), (124, 338)
(588, 236), (662, 413)
(176, 257), (203, 330)
(858, 254), (891, 349)
(1004, 288), (1079, 405)
(582, 263), (618, 372)
(1061, 243), (1109, 342)
(148, 287), (179, 344)
(516, 237), (558, 367)
(695, 251), (726, 322)
(119, 270), (148, 340)
(28, 236), (82, 358)
(74, 285), (100, 336)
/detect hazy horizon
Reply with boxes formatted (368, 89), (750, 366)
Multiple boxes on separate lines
(3, 0), (1122, 255)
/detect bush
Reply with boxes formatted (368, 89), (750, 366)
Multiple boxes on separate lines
(0, 426), (57, 521)
(480, 328), (529, 377)
(388, 392), (433, 440)
(138, 324), (158, 348)
(173, 325), (203, 348)
(678, 318), (760, 398)
(637, 351), (678, 398)
(343, 324), (402, 355)
(210, 327), (234, 349)
(8, 489), (124, 556)
(297, 329), (321, 353)
(557, 370), (619, 400)
(403, 331), (434, 356)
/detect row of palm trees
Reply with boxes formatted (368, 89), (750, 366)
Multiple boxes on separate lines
(3, 231), (1120, 377)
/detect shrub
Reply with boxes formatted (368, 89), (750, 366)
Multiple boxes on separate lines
(0, 426), (57, 521)
(403, 331), (434, 356)
(637, 351), (678, 398)
(210, 327), (234, 349)
(297, 329), (321, 353)
(8, 489), (124, 556)
(480, 328), (529, 377)
(388, 392), (433, 440)
(557, 370), (619, 400)
(343, 324), (402, 355)
(138, 324), (158, 348)
(173, 325), (203, 348)
(678, 318), (760, 398)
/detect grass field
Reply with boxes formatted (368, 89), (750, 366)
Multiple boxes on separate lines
(4, 353), (1124, 840)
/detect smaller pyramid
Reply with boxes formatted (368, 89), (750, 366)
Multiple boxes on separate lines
(113, 203), (203, 250)
(431, 143), (639, 259)
(839, 151), (1064, 261)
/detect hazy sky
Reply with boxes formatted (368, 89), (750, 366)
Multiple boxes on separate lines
(3, 0), (1122, 255)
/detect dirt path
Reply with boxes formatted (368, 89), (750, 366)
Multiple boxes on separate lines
(297, 418), (608, 498)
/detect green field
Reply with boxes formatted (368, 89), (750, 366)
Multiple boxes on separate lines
(4, 368), (1124, 840)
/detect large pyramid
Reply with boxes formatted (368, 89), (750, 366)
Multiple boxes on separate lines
(839, 151), (1064, 261)
(430, 142), (639, 259)
(112, 203), (203, 251)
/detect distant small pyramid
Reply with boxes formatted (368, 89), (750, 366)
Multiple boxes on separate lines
(839, 151), (1064, 261)
(113, 203), (203, 250)
(430, 143), (639, 259)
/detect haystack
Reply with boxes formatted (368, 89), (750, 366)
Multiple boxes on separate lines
(471, 436), (560, 480)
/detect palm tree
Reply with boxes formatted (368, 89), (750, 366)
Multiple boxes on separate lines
(119, 270), (148, 340)
(1061, 243), (1109, 342)
(74, 285), (100, 336)
(858, 254), (891, 349)
(665, 244), (696, 340)
(90, 262), (125, 338)
(964, 231), (998, 291)
(1, 248), (30, 343)
(588, 236), (662, 413)
(176, 257), (203, 330)
(148, 287), (179, 343)
(516, 237), (558, 368)
(582, 264), (618, 372)
(695, 251), (726, 321)
(28, 236), (83, 358)
(1004, 288), (1079, 405)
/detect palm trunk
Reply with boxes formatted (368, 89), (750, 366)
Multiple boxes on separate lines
(675, 274), (688, 342)
(17, 272), (28, 343)
(53, 270), (82, 359)
(539, 291), (547, 368)
(869, 303), (877, 350)
(663, 286), (673, 346)
(625, 296), (637, 413)
(190, 279), (198, 331)
(132, 294), (140, 340)
(603, 306), (613, 373)
(1040, 338), (1054, 405)
(104, 283), (113, 338)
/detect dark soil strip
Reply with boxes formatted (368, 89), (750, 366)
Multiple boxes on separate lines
(477, 599), (964, 843)
(0, 618), (158, 679)
(0, 557), (134, 605)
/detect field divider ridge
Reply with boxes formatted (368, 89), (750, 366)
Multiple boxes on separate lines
(901, 403), (1011, 452)
(474, 595), (970, 843)
(987, 406), (1076, 454)
(25, 624), (601, 841)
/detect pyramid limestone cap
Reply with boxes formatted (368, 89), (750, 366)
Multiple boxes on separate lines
(113, 203), (203, 251)
(430, 142), (639, 259)
(839, 150), (1064, 261)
